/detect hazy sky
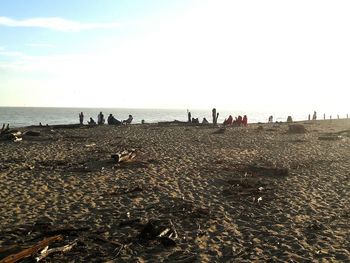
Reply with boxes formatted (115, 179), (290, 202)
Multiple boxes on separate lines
(0, 0), (349, 114)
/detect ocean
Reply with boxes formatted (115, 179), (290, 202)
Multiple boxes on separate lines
(0, 107), (311, 128)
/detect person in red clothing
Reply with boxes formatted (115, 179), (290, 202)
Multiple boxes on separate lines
(237, 115), (243, 126)
(242, 115), (248, 126)
(223, 115), (233, 125)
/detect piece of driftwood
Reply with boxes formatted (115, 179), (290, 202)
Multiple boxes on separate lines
(35, 239), (77, 262)
(247, 165), (288, 177)
(0, 131), (22, 142)
(0, 235), (62, 263)
(318, 135), (343, 141)
(111, 149), (136, 163)
(157, 120), (187, 126)
(212, 128), (225, 134)
(0, 245), (18, 254)
(24, 131), (40, 136)
(288, 124), (306, 134)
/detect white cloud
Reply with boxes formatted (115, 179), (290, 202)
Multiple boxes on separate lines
(26, 43), (56, 48)
(0, 16), (121, 32)
(0, 50), (24, 57)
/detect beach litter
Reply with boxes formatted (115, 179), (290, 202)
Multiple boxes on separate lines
(0, 130), (22, 142)
(111, 149), (136, 163)
(136, 219), (178, 247)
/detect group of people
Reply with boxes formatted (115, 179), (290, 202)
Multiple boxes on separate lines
(79, 112), (133, 126)
(308, 111), (317, 121)
(223, 115), (248, 126)
(187, 110), (209, 124)
(187, 109), (248, 126)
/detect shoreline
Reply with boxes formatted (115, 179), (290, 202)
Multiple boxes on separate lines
(3, 116), (349, 130)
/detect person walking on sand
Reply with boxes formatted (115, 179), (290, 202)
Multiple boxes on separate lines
(79, 112), (84, 125)
(312, 111), (317, 120)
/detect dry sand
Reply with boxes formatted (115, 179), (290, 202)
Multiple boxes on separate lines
(0, 120), (349, 262)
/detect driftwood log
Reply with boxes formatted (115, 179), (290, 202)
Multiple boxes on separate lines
(111, 150), (136, 163)
(0, 235), (62, 263)
(247, 165), (289, 177)
(35, 239), (77, 262)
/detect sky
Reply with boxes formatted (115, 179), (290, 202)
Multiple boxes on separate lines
(0, 0), (349, 114)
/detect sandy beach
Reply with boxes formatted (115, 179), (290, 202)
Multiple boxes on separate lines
(0, 120), (349, 262)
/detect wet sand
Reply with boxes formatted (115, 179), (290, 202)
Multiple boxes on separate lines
(0, 120), (349, 262)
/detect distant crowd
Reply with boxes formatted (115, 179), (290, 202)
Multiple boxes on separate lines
(187, 108), (249, 127)
(79, 112), (133, 126)
(77, 109), (349, 127)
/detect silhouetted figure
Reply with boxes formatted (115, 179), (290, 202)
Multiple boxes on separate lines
(237, 115), (243, 126)
(323, 113), (326, 120)
(123, 114), (133, 125)
(202, 117), (209, 124)
(191, 117), (199, 124)
(312, 111), (317, 120)
(308, 114), (311, 121)
(223, 115), (233, 125)
(187, 110), (191, 123)
(287, 116), (293, 122)
(79, 112), (84, 125)
(212, 108), (217, 125)
(242, 115), (248, 126)
(107, 114), (121, 125)
(330, 115), (332, 120)
(97, 112), (105, 125)
(1, 123), (10, 134)
(88, 117), (96, 125)
(347, 114), (349, 119)
(268, 115), (273, 123)
(337, 114), (339, 119)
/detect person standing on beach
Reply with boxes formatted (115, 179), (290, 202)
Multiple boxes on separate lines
(187, 110), (192, 123)
(97, 112), (105, 125)
(79, 112), (84, 125)
(212, 108), (219, 125)
(242, 115), (248, 126)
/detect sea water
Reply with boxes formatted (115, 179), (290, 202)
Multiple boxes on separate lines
(0, 107), (310, 127)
